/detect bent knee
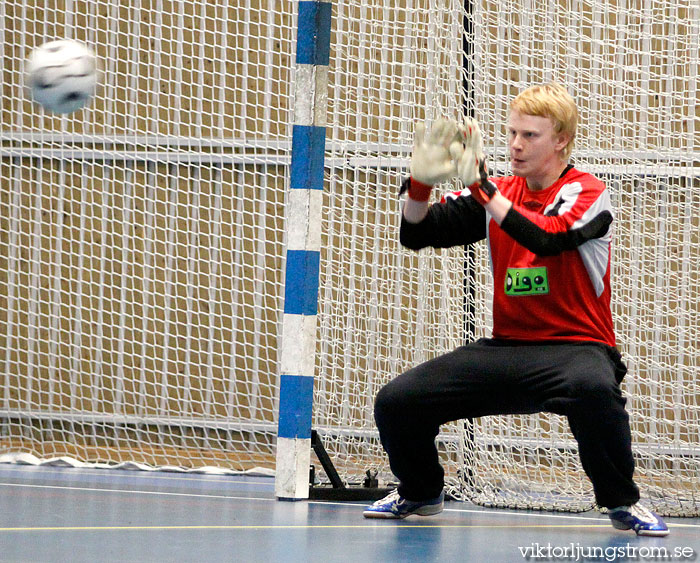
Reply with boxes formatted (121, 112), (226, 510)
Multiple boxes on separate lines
(572, 374), (624, 406)
(374, 380), (406, 416)
(374, 375), (423, 418)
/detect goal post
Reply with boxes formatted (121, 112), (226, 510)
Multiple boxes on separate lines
(274, 0), (331, 500)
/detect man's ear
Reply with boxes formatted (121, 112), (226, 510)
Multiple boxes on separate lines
(554, 133), (570, 154)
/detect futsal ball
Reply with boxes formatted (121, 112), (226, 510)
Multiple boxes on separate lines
(26, 39), (97, 114)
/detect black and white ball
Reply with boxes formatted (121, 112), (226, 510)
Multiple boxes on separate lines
(27, 39), (97, 114)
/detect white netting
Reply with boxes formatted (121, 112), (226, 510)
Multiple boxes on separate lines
(1, 0), (698, 516)
(317, 0), (699, 516)
(1, 0), (295, 471)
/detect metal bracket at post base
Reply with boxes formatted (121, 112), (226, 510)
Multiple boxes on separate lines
(308, 429), (394, 501)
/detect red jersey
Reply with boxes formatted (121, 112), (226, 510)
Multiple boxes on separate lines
(400, 167), (616, 346)
(488, 169), (615, 345)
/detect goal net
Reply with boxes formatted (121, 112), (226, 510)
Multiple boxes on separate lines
(1, 0), (296, 473)
(1, 0), (698, 516)
(318, 0), (699, 517)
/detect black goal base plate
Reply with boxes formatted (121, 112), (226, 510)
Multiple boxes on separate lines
(308, 486), (394, 501)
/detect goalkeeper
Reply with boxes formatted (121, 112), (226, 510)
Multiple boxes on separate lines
(362, 82), (669, 537)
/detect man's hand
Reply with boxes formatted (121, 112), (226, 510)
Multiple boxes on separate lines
(410, 119), (461, 187)
(453, 118), (485, 186)
(453, 118), (498, 206)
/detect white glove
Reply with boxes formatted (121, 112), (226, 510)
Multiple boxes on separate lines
(452, 118), (498, 205)
(410, 119), (462, 186)
(452, 118), (485, 186)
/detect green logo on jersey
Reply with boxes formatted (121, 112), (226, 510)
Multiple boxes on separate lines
(505, 267), (549, 296)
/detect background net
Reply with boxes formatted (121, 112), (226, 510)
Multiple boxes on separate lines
(1, 0), (295, 471)
(1, 0), (698, 515)
(318, 0), (699, 516)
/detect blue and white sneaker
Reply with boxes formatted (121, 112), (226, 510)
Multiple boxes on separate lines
(609, 503), (669, 536)
(363, 489), (444, 519)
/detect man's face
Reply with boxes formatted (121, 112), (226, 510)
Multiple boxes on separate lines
(507, 111), (568, 180)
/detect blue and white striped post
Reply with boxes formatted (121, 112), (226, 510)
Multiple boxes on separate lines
(275, 0), (332, 500)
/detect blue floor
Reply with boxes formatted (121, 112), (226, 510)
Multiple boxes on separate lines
(1, 464), (699, 562)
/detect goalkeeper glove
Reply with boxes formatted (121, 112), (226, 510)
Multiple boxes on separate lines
(406, 118), (462, 201)
(453, 118), (498, 206)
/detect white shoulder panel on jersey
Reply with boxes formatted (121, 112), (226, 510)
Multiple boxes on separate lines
(543, 182), (583, 216)
(574, 190), (613, 297)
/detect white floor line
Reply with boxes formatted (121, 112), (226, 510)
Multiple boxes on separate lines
(0, 482), (276, 503)
(2, 481), (697, 528)
(0, 466), (275, 486)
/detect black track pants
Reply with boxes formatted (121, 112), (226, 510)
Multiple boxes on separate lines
(373, 339), (640, 508)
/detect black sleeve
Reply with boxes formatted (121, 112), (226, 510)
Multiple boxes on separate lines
(499, 206), (613, 256)
(400, 192), (487, 251)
